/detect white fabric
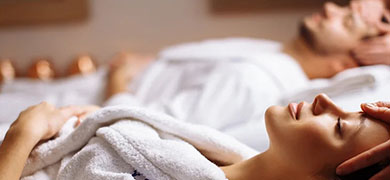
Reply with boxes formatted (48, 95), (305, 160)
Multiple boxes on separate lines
(103, 92), (141, 107)
(21, 106), (258, 180)
(280, 65), (390, 111)
(130, 38), (308, 151)
(160, 38), (282, 61)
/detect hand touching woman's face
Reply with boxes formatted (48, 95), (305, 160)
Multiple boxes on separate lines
(265, 94), (389, 179)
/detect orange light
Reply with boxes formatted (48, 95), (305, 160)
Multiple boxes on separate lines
(28, 59), (55, 81)
(69, 55), (96, 76)
(0, 59), (15, 83)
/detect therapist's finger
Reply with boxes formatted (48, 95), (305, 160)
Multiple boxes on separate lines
(357, 55), (390, 65)
(352, 41), (390, 65)
(354, 53), (387, 65)
(361, 102), (390, 123)
(337, 140), (390, 175)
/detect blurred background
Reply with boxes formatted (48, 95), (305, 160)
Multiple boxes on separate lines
(0, 0), (348, 75)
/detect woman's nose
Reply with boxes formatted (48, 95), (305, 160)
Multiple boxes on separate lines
(312, 93), (344, 116)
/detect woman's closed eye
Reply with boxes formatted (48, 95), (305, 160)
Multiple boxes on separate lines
(336, 117), (344, 137)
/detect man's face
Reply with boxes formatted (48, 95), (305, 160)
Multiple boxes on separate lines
(301, 0), (387, 54)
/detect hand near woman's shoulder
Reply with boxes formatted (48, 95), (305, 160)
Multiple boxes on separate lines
(337, 101), (390, 180)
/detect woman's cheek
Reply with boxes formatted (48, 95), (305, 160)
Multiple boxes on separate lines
(295, 122), (336, 154)
(278, 123), (337, 169)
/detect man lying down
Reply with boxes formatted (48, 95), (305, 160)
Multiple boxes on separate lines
(0, 94), (389, 180)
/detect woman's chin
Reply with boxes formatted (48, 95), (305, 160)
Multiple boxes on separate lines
(265, 105), (289, 123)
(265, 106), (288, 135)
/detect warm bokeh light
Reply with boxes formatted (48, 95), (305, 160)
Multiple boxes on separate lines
(0, 59), (15, 83)
(69, 55), (96, 76)
(28, 59), (55, 81)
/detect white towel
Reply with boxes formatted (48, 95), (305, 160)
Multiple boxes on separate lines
(21, 106), (258, 180)
(279, 65), (390, 105)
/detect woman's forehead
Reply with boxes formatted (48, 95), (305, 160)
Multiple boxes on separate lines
(353, 114), (390, 143)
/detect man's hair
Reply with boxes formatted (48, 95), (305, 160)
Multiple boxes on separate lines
(336, 160), (389, 180)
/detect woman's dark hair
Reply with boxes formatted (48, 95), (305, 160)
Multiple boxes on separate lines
(336, 160), (389, 180)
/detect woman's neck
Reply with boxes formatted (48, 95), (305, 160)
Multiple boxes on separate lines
(221, 150), (296, 180)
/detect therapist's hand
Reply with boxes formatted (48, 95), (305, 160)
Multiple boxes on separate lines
(361, 101), (390, 123)
(352, 0), (390, 66)
(336, 101), (390, 180)
(352, 34), (390, 66)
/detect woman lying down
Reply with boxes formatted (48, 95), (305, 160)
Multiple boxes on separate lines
(0, 94), (388, 180)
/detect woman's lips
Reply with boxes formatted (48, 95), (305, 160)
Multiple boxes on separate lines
(289, 103), (298, 120)
(289, 102), (304, 120)
(296, 102), (304, 119)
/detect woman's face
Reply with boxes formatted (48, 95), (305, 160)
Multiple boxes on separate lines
(265, 94), (389, 178)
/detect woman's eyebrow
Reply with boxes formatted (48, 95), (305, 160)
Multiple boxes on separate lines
(359, 115), (367, 126)
(351, 114), (367, 137)
(357, 115), (367, 132)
